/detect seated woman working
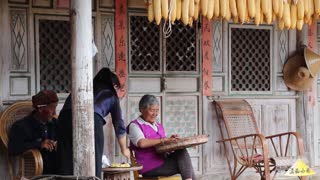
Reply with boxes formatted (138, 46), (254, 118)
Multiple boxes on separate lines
(127, 94), (195, 180)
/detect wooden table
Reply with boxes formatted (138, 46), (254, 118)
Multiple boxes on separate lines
(102, 165), (143, 180)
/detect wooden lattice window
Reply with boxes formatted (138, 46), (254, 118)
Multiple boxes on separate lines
(39, 20), (71, 93)
(230, 26), (271, 93)
(129, 15), (160, 72)
(166, 21), (197, 71)
(129, 14), (198, 73)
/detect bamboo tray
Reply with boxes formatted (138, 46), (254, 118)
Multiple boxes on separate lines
(155, 134), (209, 153)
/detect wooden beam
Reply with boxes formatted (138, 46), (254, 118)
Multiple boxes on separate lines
(70, 0), (95, 176)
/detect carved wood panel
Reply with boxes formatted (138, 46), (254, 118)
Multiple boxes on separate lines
(10, 9), (28, 72)
(101, 14), (115, 71)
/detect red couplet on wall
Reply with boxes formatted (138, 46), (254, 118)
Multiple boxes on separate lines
(201, 18), (213, 96)
(115, 0), (127, 98)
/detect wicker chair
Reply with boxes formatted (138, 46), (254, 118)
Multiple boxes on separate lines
(0, 101), (43, 180)
(214, 100), (305, 180)
(130, 150), (181, 180)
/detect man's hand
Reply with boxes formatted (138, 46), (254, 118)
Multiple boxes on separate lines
(41, 139), (57, 152)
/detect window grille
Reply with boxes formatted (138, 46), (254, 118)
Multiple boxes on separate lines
(230, 27), (271, 92)
(129, 15), (198, 73)
(39, 20), (71, 93)
(166, 21), (197, 71)
(129, 16), (160, 72)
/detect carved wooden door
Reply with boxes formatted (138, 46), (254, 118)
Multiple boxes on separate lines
(127, 13), (203, 174)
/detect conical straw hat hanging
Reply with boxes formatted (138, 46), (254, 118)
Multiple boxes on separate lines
(304, 48), (320, 77)
(283, 48), (320, 91)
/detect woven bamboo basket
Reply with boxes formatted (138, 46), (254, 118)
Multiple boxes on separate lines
(155, 134), (209, 153)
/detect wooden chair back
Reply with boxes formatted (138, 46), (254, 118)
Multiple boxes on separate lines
(215, 100), (261, 147)
(129, 149), (181, 180)
(214, 99), (305, 180)
(0, 101), (43, 179)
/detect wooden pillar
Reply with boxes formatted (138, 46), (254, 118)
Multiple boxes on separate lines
(0, 0), (11, 110)
(306, 23), (318, 167)
(70, 0), (95, 176)
(297, 24), (318, 167)
(0, 1), (10, 178)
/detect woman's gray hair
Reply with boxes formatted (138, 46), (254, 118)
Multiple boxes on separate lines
(139, 94), (159, 111)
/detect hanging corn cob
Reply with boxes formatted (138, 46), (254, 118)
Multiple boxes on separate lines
(254, 0), (261, 25)
(181, 0), (190, 25)
(273, 0), (279, 15)
(144, 0), (320, 30)
(315, 0), (320, 16)
(154, 0), (162, 25)
(225, 0), (231, 21)
(237, 0), (246, 23)
(278, 0), (284, 19)
(201, 0), (208, 16)
(230, 0), (238, 18)
(147, 0), (154, 22)
(170, 0), (177, 23)
(214, 0), (220, 18)
(297, 19), (304, 30)
(162, 0), (169, 19)
(220, 0), (227, 18)
(207, 0), (214, 19)
(266, 0), (273, 24)
(194, 1), (200, 20)
(189, 0), (195, 18)
(176, 0), (182, 20)
(283, 0), (291, 29)
(247, 0), (255, 18)
(297, 0), (304, 20)
(290, 3), (297, 29)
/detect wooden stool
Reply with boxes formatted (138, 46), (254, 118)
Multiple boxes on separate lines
(103, 166), (142, 180)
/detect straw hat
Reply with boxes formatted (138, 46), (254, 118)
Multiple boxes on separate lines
(283, 48), (320, 91)
(304, 48), (320, 77)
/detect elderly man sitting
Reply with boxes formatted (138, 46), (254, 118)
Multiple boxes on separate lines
(8, 90), (59, 174)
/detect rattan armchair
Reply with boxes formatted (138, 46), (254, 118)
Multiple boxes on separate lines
(214, 100), (305, 180)
(0, 101), (43, 180)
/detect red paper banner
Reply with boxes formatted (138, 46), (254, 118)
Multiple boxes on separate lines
(115, 0), (127, 98)
(56, 0), (69, 9)
(202, 18), (213, 96)
(307, 23), (317, 107)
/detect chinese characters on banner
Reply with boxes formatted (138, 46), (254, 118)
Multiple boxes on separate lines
(307, 23), (317, 107)
(115, 0), (127, 98)
(202, 18), (213, 96)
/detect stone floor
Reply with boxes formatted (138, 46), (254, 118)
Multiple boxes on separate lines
(196, 167), (320, 180)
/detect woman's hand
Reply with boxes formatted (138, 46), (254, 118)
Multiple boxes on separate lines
(170, 134), (180, 138)
(121, 147), (131, 159)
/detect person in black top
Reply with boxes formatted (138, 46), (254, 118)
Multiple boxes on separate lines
(8, 90), (59, 174)
(56, 68), (130, 178)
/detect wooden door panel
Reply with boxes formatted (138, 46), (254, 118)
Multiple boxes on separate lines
(128, 78), (161, 93)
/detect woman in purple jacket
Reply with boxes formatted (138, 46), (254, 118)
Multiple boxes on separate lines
(127, 94), (195, 180)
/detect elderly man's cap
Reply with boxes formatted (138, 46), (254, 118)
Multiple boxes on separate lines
(32, 90), (58, 108)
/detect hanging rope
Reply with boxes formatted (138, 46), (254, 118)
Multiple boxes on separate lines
(163, 0), (174, 38)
